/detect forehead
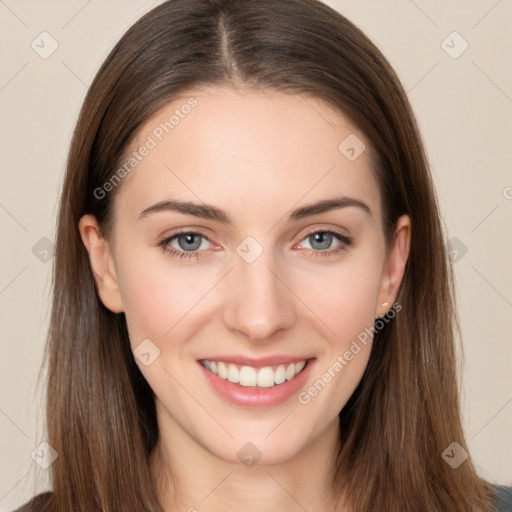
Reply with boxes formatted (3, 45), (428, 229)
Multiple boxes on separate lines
(113, 85), (380, 225)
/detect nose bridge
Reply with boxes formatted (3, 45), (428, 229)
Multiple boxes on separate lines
(223, 239), (296, 341)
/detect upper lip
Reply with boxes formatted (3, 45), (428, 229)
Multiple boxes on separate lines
(198, 355), (315, 368)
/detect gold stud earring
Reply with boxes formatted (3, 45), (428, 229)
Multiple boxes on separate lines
(380, 302), (389, 317)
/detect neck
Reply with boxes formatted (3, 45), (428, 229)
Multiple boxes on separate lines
(151, 408), (347, 512)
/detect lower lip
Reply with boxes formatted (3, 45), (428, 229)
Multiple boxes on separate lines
(198, 359), (316, 408)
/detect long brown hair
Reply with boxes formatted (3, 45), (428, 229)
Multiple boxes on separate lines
(38, 0), (496, 510)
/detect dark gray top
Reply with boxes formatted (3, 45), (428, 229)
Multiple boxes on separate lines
(492, 485), (512, 511)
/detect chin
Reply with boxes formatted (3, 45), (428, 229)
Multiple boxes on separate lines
(203, 422), (314, 467)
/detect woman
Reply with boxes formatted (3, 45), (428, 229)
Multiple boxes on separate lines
(15, 0), (511, 510)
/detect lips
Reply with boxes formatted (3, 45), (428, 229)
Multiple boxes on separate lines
(198, 356), (316, 408)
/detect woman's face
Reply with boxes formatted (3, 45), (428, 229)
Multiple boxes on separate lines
(80, 85), (410, 465)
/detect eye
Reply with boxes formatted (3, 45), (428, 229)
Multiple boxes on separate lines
(157, 228), (353, 261)
(297, 229), (352, 258)
(157, 231), (214, 260)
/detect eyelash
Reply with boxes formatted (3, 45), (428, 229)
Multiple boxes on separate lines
(157, 228), (353, 261)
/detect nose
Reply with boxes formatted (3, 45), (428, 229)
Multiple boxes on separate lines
(222, 249), (296, 343)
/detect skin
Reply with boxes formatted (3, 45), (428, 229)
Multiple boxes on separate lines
(79, 85), (411, 512)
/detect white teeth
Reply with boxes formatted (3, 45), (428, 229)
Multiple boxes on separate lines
(295, 360), (306, 373)
(274, 365), (286, 385)
(201, 359), (308, 388)
(257, 367), (275, 388)
(239, 366), (257, 386)
(217, 362), (228, 379)
(227, 364), (239, 383)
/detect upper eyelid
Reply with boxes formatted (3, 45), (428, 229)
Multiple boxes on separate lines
(161, 230), (216, 249)
(294, 229), (351, 249)
(300, 226), (350, 239)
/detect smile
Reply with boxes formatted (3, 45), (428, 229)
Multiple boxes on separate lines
(200, 359), (308, 388)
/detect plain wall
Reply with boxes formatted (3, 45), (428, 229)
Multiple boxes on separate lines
(1, 1), (511, 510)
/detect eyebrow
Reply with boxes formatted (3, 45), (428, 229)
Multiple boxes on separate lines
(138, 195), (372, 223)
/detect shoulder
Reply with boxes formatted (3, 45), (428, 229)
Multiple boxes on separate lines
(12, 492), (53, 512)
(491, 484), (512, 511)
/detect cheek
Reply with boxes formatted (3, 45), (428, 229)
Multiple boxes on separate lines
(296, 250), (383, 342)
(114, 248), (214, 346)
(294, 258), (381, 416)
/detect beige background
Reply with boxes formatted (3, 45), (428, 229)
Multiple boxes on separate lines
(1, 0), (511, 509)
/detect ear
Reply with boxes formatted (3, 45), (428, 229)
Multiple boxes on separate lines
(78, 214), (124, 313)
(375, 214), (411, 318)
